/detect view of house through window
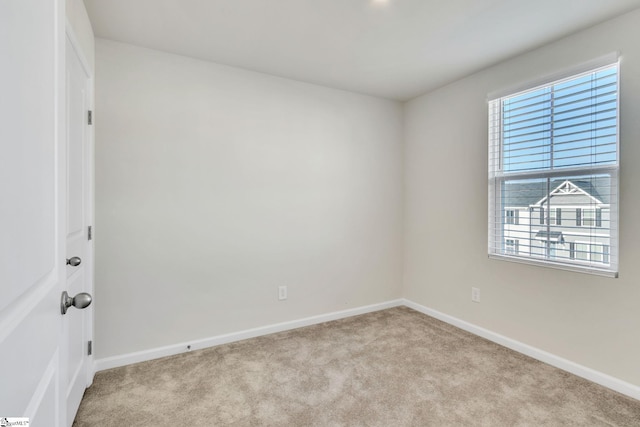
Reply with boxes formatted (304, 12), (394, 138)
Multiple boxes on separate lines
(488, 62), (619, 276)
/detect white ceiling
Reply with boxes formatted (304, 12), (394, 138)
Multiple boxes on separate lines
(84, 0), (640, 101)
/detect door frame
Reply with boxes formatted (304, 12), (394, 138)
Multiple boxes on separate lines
(65, 17), (96, 394)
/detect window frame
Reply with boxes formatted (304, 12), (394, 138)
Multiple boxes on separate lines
(488, 58), (620, 278)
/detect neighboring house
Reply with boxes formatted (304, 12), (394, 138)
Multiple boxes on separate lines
(503, 177), (611, 265)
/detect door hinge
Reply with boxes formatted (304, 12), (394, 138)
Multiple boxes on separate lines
(88, 110), (93, 125)
(88, 225), (92, 241)
(88, 340), (93, 356)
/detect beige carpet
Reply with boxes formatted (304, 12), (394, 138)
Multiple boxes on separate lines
(74, 307), (640, 426)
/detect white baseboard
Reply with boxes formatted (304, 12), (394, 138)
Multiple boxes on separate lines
(94, 297), (640, 401)
(94, 299), (404, 372)
(402, 299), (640, 401)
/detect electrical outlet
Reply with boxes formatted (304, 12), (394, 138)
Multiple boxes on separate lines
(278, 286), (288, 301)
(471, 287), (480, 303)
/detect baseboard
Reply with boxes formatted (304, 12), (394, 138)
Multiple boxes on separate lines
(94, 297), (640, 401)
(94, 299), (404, 372)
(402, 299), (640, 401)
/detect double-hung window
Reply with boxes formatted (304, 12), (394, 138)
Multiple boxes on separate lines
(488, 59), (619, 277)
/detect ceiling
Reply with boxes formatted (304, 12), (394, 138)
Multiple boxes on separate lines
(84, 0), (640, 101)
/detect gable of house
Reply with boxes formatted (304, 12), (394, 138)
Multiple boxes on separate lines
(503, 177), (610, 209)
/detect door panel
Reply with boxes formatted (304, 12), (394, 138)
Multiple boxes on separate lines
(0, 0), (58, 314)
(0, 0), (65, 425)
(29, 361), (59, 426)
(0, 284), (61, 420)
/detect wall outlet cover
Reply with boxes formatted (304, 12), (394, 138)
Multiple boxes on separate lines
(471, 287), (480, 303)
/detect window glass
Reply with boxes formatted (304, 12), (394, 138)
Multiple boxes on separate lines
(488, 62), (618, 276)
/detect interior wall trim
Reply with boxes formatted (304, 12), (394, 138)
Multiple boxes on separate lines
(403, 299), (640, 401)
(94, 299), (404, 372)
(94, 298), (639, 401)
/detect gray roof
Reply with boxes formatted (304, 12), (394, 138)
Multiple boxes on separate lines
(503, 177), (611, 207)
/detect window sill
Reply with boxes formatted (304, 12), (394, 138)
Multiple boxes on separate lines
(488, 254), (618, 278)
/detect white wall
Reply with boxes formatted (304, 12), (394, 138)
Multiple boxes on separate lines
(404, 9), (640, 387)
(66, 0), (94, 71)
(94, 39), (404, 359)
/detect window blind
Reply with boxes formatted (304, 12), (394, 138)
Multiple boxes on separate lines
(488, 63), (619, 277)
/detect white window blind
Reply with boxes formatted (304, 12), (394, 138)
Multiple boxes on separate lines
(488, 63), (619, 277)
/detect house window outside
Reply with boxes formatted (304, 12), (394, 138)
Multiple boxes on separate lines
(575, 243), (590, 261)
(574, 242), (609, 265)
(505, 239), (519, 255)
(592, 244), (604, 263)
(582, 209), (595, 227)
(488, 60), (619, 277)
(576, 208), (602, 228)
(549, 207), (562, 225)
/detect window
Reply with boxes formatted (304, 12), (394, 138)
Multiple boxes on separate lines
(555, 208), (562, 225)
(548, 207), (562, 225)
(574, 242), (610, 265)
(582, 209), (595, 227)
(505, 239), (519, 255)
(592, 244), (603, 263)
(576, 208), (602, 228)
(575, 243), (590, 261)
(488, 60), (619, 277)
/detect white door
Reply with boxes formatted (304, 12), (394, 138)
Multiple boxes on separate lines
(63, 33), (94, 424)
(0, 0), (66, 425)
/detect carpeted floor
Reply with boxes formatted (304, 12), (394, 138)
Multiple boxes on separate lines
(74, 307), (640, 426)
